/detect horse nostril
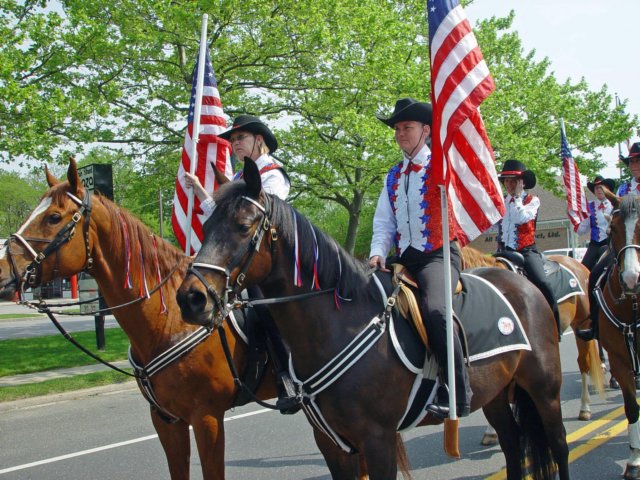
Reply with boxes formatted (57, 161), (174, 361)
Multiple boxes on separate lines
(186, 290), (207, 314)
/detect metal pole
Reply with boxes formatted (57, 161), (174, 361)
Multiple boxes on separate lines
(439, 185), (457, 420)
(185, 14), (209, 254)
(616, 93), (623, 179)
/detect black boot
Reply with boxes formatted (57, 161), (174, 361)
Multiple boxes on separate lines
(275, 371), (302, 415)
(576, 303), (600, 341)
(426, 336), (471, 420)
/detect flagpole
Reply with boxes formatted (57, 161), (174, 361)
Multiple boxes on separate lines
(615, 93), (623, 179)
(439, 184), (457, 421)
(185, 13), (209, 254)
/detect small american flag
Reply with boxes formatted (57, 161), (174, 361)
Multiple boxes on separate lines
(560, 119), (588, 230)
(427, 0), (505, 247)
(171, 45), (233, 255)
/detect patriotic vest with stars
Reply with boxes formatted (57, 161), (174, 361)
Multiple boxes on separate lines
(587, 199), (612, 242)
(233, 163), (283, 180)
(498, 193), (537, 251)
(617, 181), (640, 198)
(384, 159), (455, 255)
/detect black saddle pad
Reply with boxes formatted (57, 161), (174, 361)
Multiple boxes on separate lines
(542, 259), (584, 301)
(453, 272), (531, 362)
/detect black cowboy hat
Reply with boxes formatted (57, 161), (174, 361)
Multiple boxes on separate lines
(498, 159), (537, 190)
(218, 114), (278, 153)
(587, 175), (615, 194)
(621, 142), (640, 166)
(376, 98), (433, 128)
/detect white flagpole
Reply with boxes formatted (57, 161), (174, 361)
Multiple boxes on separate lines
(439, 184), (457, 420)
(185, 13), (209, 255)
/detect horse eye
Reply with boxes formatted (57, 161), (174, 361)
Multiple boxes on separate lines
(238, 223), (252, 234)
(47, 213), (63, 225)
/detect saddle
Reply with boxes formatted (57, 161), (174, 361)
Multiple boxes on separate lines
(391, 264), (463, 349)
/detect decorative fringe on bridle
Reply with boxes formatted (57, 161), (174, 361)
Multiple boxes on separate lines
(117, 209), (133, 289)
(151, 234), (168, 314)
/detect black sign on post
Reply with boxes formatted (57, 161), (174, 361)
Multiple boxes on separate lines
(77, 164), (114, 200)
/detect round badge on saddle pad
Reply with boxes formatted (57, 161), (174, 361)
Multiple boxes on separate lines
(569, 278), (578, 289)
(497, 317), (515, 335)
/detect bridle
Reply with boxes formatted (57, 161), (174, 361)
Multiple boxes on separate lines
(187, 194), (278, 326)
(6, 190), (93, 289)
(608, 202), (640, 299)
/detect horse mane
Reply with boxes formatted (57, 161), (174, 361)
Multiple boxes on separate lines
(212, 182), (377, 301)
(460, 245), (498, 269)
(50, 186), (188, 289)
(619, 194), (639, 219)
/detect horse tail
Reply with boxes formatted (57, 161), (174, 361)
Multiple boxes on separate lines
(513, 384), (556, 480)
(396, 433), (412, 480)
(587, 339), (606, 396)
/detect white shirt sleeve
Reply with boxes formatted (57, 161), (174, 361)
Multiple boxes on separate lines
(369, 185), (397, 259)
(200, 197), (216, 217)
(511, 194), (540, 223)
(575, 215), (590, 235)
(261, 169), (290, 200)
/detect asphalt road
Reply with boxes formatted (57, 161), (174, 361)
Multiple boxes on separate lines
(0, 300), (118, 340)
(0, 333), (632, 479)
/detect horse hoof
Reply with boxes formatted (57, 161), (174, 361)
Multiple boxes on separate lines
(480, 433), (498, 446)
(610, 377), (620, 389)
(624, 464), (640, 479)
(578, 410), (592, 421)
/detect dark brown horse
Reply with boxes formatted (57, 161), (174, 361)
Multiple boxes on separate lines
(0, 160), (279, 480)
(176, 160), (570, 480)
(461, 246), (604, 424)
(597, 191), (640, 480)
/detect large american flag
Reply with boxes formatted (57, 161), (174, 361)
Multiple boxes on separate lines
(427, 0), (505, 247)
(560, 120), (588, 230)
(171, 46), (233, 255)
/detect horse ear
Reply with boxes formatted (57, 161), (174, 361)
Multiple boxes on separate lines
(604, 187), (620, 209)
(211, 162), (230, 186)
(67, 157), (82, 196)
(242, 157), (262, 199)
(45, 165), (60, 187)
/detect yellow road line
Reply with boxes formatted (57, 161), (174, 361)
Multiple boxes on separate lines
(484, 405), (628, 480)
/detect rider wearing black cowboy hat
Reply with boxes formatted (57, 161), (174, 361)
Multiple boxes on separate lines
(577, 144), (640, 341)
(369, 97), (471, 420)
(576, 175), (615, 270)
(497, 159), (561, 339)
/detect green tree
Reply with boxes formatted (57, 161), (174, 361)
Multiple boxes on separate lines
(1, 1), (637, 256)
(0, 170), (46, 237)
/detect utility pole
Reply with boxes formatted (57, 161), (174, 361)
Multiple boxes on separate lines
(616, 93), (624, 179)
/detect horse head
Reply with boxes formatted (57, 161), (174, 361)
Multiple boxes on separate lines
(0, 159), (93, 300)
(177, 158), (277, 328)
(606, 189), (640, 295)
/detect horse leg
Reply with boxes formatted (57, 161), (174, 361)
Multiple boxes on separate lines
(360, 431), (400, 480)
(191, 413), (226, 480)
(608, 353), (640, 479)
(482, 389), (523, 480)
(313, 429), (360, 479)
(576, 338), (592, 420)
(151, 412), (191, 480)
(480, 424), (499, 446)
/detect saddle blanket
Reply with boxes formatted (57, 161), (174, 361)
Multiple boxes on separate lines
(543, 260), (585, 302)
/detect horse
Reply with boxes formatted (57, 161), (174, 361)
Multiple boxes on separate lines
(0, 159), (280, 480)
(176, 159), (570, 480)
(461, 246), (604, 427)
(596, 191), (640, 480)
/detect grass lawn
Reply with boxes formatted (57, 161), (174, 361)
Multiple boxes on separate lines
(0, 370), (135, 403)
(0, 329), (129, 377)
(0, 313), (44, 320)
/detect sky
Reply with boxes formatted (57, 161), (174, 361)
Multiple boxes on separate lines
(465, 0), (639, 180)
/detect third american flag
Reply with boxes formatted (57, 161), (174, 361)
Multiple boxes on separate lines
(427, 0), (505, 246)
(560, 119), (588, 230)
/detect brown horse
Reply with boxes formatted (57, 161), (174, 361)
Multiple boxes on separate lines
(0, 160), (279, 480)
(176, 159), (570, 480)
(461, 246), (604, 425)
(597, 191), (640, 480)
